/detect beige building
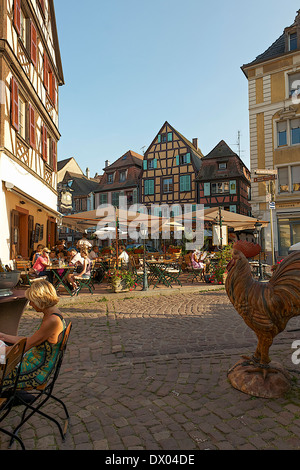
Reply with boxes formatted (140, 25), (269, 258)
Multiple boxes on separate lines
(0, 0), (64, 263)
(242, 10), (300, 257)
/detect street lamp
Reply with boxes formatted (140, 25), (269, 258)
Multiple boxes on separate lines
(254, 222), (263, 280)
(140, 223), (148, 291)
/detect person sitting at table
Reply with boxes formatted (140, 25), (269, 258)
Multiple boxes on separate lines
(191, 250), (206, 270)
(49, 250), (58, 264)
(66, 248), (83, 289)
(0, 280), (66, 391)
(88, 245), (100, 261)
(119, 250), (129, 267)
(30, 244), (44, 264)
(32, 247), (53, 283)
(68, 248), (92, 294)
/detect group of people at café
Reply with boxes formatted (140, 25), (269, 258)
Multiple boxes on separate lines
(28, 236), (98, 295)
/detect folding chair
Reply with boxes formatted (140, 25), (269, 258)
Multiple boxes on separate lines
(10, 323), (72, 447)
(73, 264), (96, 296)
(0, 338), (27, 450)
(165, 262), (182, 286)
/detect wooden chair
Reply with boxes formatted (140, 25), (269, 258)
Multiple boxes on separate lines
(0, 338), (27, 450)
(9, 323), (72, 447)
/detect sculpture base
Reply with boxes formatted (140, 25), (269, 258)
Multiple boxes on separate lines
(227, 358), (291, 399)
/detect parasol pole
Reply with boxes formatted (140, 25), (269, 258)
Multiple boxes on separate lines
(116, 216), (119, 268)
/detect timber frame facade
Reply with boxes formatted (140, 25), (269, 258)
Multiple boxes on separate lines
(196, 140), (252, 216)
(0, 0), (64, 262)
(141, 122), (203, 214)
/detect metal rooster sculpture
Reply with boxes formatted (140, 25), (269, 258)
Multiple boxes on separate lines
(225, 240), (300, 397)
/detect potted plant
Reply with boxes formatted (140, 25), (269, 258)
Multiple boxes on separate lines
(106, 269), (136, 293)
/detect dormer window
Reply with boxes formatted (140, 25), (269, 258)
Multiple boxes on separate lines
(107, 173), (114, 184)
(119, 170), (126, 182)
(289, 32), (297, 51)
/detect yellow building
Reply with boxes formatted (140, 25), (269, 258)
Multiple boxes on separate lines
(242, 10), (300, 257)
(0, 0), (64, 263)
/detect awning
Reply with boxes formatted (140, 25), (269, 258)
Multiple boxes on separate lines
(176, 208), (269, 232)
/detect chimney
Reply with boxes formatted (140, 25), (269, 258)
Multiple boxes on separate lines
(192, 138), (198, 150)
(86, 167), (90, 179)
(105, 160), (110, 168)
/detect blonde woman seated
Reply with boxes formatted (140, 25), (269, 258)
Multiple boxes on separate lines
(0, 280), (66, 391)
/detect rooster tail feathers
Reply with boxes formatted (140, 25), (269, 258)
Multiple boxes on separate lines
(269, 252), (300, 305)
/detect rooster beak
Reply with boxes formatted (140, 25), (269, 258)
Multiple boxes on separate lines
(227, 259), (235, 272)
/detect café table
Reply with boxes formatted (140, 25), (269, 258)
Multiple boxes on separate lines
(146, 260), (181, 288)
(48, 265), (75, 296)
(0, 290), (28, 335)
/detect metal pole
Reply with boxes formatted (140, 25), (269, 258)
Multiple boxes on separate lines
(141, 224), (148, 291)
(270, 208), (275, 266)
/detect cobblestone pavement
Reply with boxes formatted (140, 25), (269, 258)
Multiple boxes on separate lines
(1, 288), (300, 451)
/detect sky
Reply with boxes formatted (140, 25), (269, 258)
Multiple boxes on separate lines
(54, 0), (300, 178)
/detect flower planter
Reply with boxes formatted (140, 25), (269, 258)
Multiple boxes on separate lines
(111, 279), (130, 293)
(102, 249), (113, 255)
(134, 249), (143, 254)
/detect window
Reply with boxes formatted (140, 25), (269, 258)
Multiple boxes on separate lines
(41, 124), (47, 161)
(291, 119), (300, 145)
(20, 9), (27, 46)
(11, 77), (19, 131)
(277, 165), (300, 193)
(277, 121), (287, 147)
(218, 162), (227, 170)
(99, 193), (108, 205)
(289, 32), (297, 51)
(44, 53), (57, 107)
(144, 179), (154, 195)
(176, 153), (191, 165)
(18, 95), (26, 139)
(119, 171), (126, 182)
(180, 175), (191, 192)
(148, 159), (157, 169)
(211, 182), (229, 194)
(163, 178), (173, 193)
(292, 165), (300, 192)
(107, 174), (114, 184)
(289, 72), (300, 98)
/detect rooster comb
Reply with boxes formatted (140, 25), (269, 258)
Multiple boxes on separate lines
(233, 240), (262, 259)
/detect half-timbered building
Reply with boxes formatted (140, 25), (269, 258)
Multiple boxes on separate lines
(0, 0), (64, 263)
(196, 140), (251, 215)
(94, 150), (143, 209)
(141, 122), (203, 215)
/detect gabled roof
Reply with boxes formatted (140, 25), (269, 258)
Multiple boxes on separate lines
(144, 121), (203, 171)
(104, 150), (143, 171)
(203, 140), (237, 159)
(196, 140), (251, 182)
(62, 172), (100, 196)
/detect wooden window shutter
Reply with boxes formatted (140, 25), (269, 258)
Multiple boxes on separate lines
(186, 153), (191, 164)
(143, 160), (147, 170)
(29, 104), (36, 148)
(42, 125), (47, 161)
(52, 140), (57, 171)
(230, 180), (237, 195)
(14, 0), (21, 35)
(204, 182), (210, 196)
(11, 77), (19, 131)
(30, 22), (37, 67)
(175, 155), (179, 166)
(44, 52), (48, 91)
